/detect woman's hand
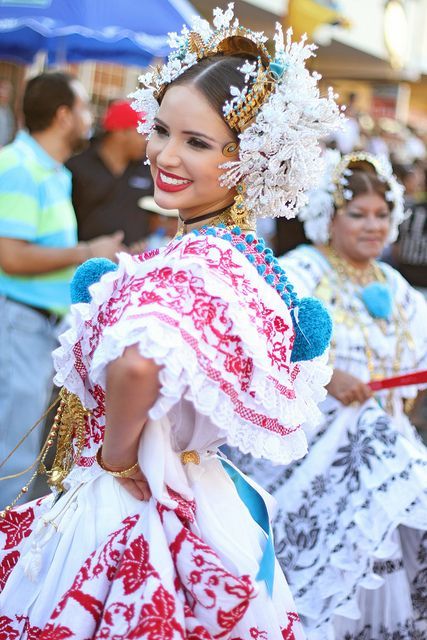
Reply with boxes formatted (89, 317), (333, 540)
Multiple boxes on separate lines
(116, 466), (152, 501)
(327, 368), (373, 405)
(100, 447), (152, 501)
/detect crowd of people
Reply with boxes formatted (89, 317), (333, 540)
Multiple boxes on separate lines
(0, 4), (426, 639)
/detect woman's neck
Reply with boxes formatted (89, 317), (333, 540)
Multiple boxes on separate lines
(177, 199), (256, 235)
(321, 244), (373, 271)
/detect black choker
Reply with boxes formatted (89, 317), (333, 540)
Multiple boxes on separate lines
(179, 206), (230, 226)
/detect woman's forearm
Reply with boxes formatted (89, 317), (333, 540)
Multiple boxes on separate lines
(102, 344), (161, 469)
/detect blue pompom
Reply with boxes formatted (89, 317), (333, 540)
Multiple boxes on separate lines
(206, 228), (217, 236)
(247, 254), (256, 264)
(222, 233), (232, 241)
(231, 226), (241, 235)
(264, 254), (274, 264)
(245, 233), (255, 244)
(265, 274), (275, 284)
(70, 258), (118, 304)
(236, 242), (246, 252)
(257, 264), (266, 275)
(360, 282), (392, 319)
(291, 297), (333, 362)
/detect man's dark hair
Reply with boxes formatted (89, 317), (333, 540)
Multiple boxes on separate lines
(23, 72), (76, 133)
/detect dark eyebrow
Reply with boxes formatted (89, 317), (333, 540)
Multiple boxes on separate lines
(182, 130), (216, 143)
(154, 117), (216, 143)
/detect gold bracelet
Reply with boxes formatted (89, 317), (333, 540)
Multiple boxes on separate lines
(96, 447), (139, 478)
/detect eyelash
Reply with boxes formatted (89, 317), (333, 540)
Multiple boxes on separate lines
(188, 137), (210, 150)
(153, 124), (210, 150)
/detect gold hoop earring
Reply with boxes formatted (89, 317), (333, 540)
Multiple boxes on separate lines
(222, 141), (239, 157)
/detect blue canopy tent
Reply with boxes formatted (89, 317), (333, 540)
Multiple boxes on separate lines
(0, 0), (197, 66)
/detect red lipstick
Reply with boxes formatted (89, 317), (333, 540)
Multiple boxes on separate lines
(156, 169), (192, 193)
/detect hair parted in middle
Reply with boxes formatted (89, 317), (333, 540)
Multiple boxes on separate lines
(160, 54), (257, 142)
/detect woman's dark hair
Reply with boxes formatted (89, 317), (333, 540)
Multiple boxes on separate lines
(23, 72), (76, 133)
(340, 160), (393, 212)
(161, 54), (256, 139)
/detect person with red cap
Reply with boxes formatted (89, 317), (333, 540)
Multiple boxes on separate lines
(66, 100), (153, 245)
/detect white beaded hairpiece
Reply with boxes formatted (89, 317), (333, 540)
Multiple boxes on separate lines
(298, 149), (406, 243)
(130, 3), (343, 220)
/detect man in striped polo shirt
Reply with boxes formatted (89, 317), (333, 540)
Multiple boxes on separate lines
(0, 73), (125, 508)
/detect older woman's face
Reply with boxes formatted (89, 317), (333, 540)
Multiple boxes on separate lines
(329, 191), (391, 265)
(146, 84), (236, 221)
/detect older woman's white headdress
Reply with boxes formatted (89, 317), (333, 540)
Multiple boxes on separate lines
(131, 3), (343, 221)
(299, 149), (406, 243)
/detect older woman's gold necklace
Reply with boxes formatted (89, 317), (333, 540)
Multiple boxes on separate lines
(323, 246), (383, 286)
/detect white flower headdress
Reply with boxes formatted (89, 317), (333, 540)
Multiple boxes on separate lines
(298, 149), (406, 243)
(131, 3), (343, 220)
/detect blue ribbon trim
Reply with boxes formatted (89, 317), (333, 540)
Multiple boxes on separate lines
(220, 457), (275, 596)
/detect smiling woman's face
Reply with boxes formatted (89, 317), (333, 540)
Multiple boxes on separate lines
(329, 191), (391, 266)
(146, 84), (237, 221)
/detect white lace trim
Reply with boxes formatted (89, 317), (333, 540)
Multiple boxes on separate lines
(297, 437), (427, 633)
(54, 236), (331, 464)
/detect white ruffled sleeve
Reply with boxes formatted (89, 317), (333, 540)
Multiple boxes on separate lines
(54, 235), (331, 465)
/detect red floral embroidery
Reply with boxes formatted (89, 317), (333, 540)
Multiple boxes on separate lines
(97, 602), (135, 639)
(187, 626), (212, 640)
(50, 514), (139, 622)
(149, 266), (173, 283)
(0, 550), (19, 593)
(39, 623), (74, 640)
(72, 341), (87, 382)
(274, 315), (290, 333)
(129, 585), (184, 639)
(134, 248), (160, 263)
(191, 298), (218, 331)
(281, 612), (300, 640)
(166, 487), (196, 524)
(115, 536), (159, 595)
(0, 616), (19, 640)
(15, 616), (42, 640)
(138, 290), (164, 305)
(0, 505), (34, 549)
(169, 524), (255, 631)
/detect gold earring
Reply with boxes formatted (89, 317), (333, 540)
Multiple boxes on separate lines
(226, 183), (256, 232)
(222, 141), (239, 157)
